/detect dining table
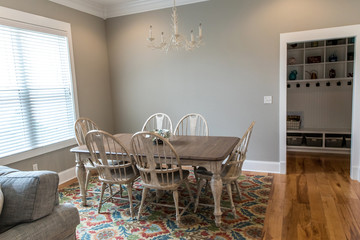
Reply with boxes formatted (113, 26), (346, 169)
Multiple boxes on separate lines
(70, 133), (240, 227)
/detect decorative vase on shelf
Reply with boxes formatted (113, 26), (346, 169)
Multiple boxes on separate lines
(329, 69), (336, 78)
(289, 70), (297, 80)
(329, 53), (337, 62)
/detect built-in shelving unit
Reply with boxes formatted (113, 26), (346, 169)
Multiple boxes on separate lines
(287, 37), (354, 88)
(286, 37), (354, 153)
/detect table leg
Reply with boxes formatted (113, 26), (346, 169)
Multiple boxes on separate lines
(210, 162), (223, 227)
(75, 153), (87, 206)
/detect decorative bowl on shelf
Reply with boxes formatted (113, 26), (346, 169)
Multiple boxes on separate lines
(307, 56), (321, 64)
(288, 57), (296, 65)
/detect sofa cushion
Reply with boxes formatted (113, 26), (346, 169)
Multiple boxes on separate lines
(0, 168), (59, 233)
(0, 204), (80, 240)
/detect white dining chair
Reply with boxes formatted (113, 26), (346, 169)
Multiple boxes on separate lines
(174, 113), (209, 182)
(131, 131), (194, 225)
(141, 113), (173, 133)
(194, 121), (255, 217)
(85, 130), (139, 217)
(173, 113), (209, 136)
(74, 117), (99, 191)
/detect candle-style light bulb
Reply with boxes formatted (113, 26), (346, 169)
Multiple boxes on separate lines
(149, 25), (153, 39)
(161, 32), (164, 43)
(199, 23), (202, 38)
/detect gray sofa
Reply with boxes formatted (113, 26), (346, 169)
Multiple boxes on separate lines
(0, 166), (80, 240)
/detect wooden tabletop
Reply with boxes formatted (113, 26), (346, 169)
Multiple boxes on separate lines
(71, 133), (240, 162)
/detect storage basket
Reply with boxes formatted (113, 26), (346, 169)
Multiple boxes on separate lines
(345, 137), (351, 148)
(287, 120), (301, 130)
(325, 137), (343, 148)
(287, 115), (301, 130)
(305, 135), (322, 147)
(287, 136), (303, 146)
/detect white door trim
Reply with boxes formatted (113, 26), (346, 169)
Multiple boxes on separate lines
(279, 25), (360, 181)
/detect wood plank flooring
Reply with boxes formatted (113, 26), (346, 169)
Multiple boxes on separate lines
(261, 152), (360, 240)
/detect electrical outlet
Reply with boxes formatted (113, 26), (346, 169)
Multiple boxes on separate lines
(32, 163), (38, 171)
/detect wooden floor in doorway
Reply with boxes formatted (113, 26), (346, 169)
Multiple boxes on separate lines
(261, 152), (360, 240)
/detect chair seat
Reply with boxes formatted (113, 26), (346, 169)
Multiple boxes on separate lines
(158, 169), (189, 186)
(99, 166), (139, 183)
(195, 166), (234, 181)
(141, 170), (190, 188)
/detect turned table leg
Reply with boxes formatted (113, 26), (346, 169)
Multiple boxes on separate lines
(210, 162), (223, 227)
(75, 153), (87, 206)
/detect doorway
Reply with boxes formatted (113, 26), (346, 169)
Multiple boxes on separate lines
(279, 25), (360, 181)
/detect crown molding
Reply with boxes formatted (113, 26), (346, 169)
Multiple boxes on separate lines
(50, 0), (105, 19)
(49, 0), (209, 19)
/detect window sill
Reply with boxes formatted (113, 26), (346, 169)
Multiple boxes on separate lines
(0, 138), (77, 166)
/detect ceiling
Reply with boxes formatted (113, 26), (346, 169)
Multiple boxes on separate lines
(49, 0), (209, 19)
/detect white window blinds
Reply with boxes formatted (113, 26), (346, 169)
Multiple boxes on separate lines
(0, 23), (75, 158)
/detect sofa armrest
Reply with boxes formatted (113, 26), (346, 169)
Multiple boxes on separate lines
(0, 167), (59, 233)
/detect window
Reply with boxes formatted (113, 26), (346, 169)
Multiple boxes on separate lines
(0, 7), (78, 164)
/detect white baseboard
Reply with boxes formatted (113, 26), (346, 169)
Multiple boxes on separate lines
(351, 166), (360, 181)
(243, 160), (280, 174)
(58, 166), (76, 185)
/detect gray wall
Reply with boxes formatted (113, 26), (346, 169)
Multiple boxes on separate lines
(106, 0), (360, 163)
(0, 0), (113, 172)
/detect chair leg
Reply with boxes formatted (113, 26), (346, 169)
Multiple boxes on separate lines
(234, 180), (242, 200)
(156, 190), (165, 203)
(98, 182), (106, 213)
(109, 184), (114, 202)
(203, 180), (209, 195)
(226, 183), (237, 218)
(184, 180), (194, 202)
(193, 166), (198, 182)
(119, 184), (123, 198)
(85, 169), (91, 191)
(137, 187), (149, 220)
(194, 178), (206, 213)
(127, 183), (134, 218)
(173, 190), (180, 225)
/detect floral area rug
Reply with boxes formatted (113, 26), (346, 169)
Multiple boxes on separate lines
(59, 173), (273, 240)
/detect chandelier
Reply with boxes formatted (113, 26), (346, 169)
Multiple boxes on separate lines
(147, 0), (203, 53)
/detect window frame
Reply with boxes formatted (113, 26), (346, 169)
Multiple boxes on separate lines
(0, 6), (79, 165)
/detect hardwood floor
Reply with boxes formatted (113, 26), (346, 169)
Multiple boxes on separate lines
(261, 152), (360, 240)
